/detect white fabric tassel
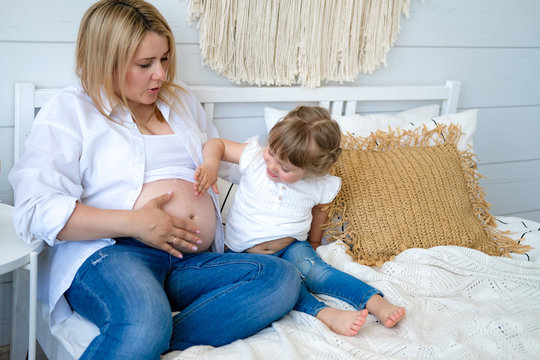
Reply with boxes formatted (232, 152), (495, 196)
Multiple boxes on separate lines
(188, 0), (411, 87)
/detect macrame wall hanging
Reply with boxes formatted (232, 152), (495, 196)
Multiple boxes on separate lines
(187, 0), (412, 87)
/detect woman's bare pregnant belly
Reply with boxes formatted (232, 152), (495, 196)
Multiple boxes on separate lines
(133, 179), (216, 252)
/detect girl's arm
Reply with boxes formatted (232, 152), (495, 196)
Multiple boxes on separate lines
(308, 203), (329, 250)
(194, 138), (246, 196)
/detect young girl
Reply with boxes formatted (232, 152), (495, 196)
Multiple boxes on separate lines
(194, 106), (405, 336)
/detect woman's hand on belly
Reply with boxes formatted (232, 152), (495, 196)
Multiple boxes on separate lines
(133, 179), (218, 254)
(131, 191), (203, 258)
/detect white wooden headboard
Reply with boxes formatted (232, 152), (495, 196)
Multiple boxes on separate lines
(14, 81), (460, 162)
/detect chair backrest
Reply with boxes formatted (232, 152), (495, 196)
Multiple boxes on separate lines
(14, 83), (59, 162)
(14, 81), (461, 163)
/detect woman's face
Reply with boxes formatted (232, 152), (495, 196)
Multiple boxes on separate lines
(122, 31), (170, 107)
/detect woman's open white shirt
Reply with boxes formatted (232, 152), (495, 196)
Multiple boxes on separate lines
(8, 82), (232, 327)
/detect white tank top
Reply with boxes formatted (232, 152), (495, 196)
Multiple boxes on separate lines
(142, 133), (196, 183)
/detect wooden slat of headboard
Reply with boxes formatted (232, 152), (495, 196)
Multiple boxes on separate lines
(190, 82), (459, 104)
(14, 83), (36, 162)
(190, 81), (461, 117)
(344, 101), (357, 115)
(330, 101), (344, 116)
(14, 81), (461, 162)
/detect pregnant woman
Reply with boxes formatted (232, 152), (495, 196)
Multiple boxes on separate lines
(8, 1), (300, 359)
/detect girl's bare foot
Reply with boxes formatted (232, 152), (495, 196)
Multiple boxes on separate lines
(315, 307), (368, 336)
(366, 294), (406, 328)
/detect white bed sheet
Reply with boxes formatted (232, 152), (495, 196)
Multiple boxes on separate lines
(44, 216), (540, 360)
(164, 216), (540, 360)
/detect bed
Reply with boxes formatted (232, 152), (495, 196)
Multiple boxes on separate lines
(11, 81), (540, 360)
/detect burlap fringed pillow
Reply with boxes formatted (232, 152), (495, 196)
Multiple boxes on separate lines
(324, 124), (530, 266)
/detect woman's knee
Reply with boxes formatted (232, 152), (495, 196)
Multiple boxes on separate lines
(261, 256), (301, 309)
(237, 254), (301, 311)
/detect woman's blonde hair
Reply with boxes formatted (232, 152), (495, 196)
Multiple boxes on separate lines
(76, 0), (178, 119)
(267, 106), (342, 176)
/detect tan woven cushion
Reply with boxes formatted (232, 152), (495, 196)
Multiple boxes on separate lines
(325, 124), (529, 266)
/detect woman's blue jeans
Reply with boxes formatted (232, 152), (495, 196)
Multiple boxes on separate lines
(273, 240), (382, 317)
(65, 237), (301, 359)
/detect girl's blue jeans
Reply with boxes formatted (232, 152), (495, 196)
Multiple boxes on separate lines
(65, 237), (301, 359)
(273, 240), (382, 317)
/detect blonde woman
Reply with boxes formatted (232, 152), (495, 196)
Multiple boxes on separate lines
(9, 1), (299, 358)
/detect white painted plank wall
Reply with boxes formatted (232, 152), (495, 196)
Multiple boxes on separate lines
(0, 0), (539, 345)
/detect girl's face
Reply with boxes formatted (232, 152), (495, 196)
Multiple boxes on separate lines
(122, 31), (170, 107)
(262, 147), (308, 184)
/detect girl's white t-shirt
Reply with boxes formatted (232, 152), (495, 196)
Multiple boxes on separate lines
(225, 137), (341, 252)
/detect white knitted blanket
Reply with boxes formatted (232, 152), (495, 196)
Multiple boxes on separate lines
(165, 217), (540, 360)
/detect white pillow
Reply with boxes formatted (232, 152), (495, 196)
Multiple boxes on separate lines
(338, 109), (477, 152)
(264, 104), (440, 134)
(264, 105), (477, 152)
(333, 104), (441, 136)
(264, 106), (289, 131)
(420, 109), (477, 151)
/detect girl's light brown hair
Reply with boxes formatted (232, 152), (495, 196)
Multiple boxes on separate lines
(76, 0), (179, 119)
(267, 106), (342, 176)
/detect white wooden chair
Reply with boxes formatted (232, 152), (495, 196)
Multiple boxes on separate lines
(0, 203), (43, 360)
(11, 80), (461, 359)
